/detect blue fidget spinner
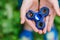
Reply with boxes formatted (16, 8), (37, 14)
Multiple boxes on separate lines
(26, 7), (49, 30)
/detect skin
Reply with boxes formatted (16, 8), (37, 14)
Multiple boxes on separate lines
(20, 0), (60, 34)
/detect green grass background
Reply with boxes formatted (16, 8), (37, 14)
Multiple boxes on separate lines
(0, 0), (60, 40)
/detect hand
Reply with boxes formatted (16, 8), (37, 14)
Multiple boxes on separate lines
(20, 0), (60, 34)
(20, 0), (39, 32)
(38, 0), (60, 34)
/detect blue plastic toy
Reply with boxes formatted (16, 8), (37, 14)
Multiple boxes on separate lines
(26, 7), (49, 30)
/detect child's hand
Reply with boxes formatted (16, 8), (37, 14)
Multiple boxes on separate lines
(20, 0), (60, 34)
(39, 0), (60, 34)
(20, 0), (39, 32)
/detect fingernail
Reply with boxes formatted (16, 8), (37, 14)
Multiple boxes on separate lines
(35, 30), (38, 33)
(21, 20), (24, 24)
(39, 32), (42, 34)
(43, 31), (46, 34)
(39, 31), (42, 34)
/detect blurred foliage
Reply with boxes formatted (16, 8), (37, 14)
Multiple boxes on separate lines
(0, 0), (60, 40)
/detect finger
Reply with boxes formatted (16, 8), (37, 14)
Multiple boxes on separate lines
(53, 1), (60, 16)
(20, 10), (26, 24)
(47, 15), (53, 32)
(47, 12), (56, 32)
(25, 18), (38, 32)
(48, 0), (60, 16)
(43, 16), (49, 34)
(20, 0), (33, 24)
(38, 30), (42, 34)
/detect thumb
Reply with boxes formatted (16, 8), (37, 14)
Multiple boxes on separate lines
(20, 0), (33, 24)
(48, 0), (60, 16)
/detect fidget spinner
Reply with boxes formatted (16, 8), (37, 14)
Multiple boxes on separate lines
(26, 7), (49, 30)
